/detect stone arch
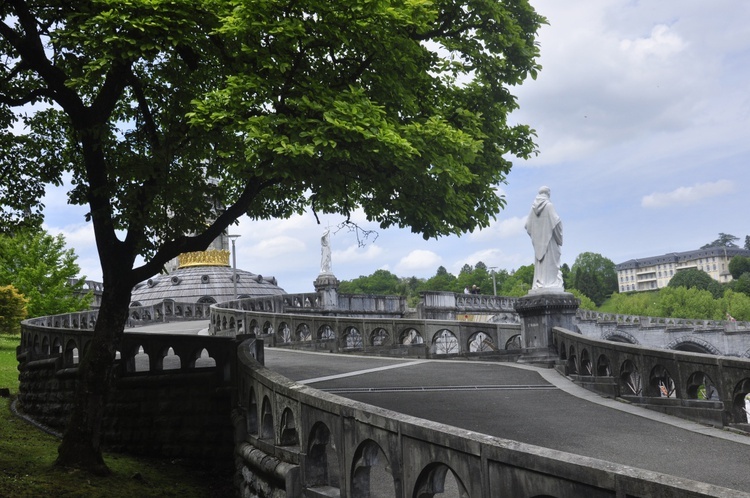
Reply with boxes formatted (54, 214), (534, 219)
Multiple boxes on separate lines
(32, 334), (40, 354)
(596, 354), (612, 377)
(686, 371), (719, 400)
(279, 407), (299, 446)
(567, 345), (577, 375)
(432, 329), (459, 355)
(649, 364), (676, 398)
(350, 440), (395, 497)
(558, 341), (567, 360)
(193, 347), (216, 368)
(197, 295), (216, 305)
(263, 321), (274, 336)
(157, 346), (181, 370)
(603, 330), (639, 344)
(667, 336), (722, 355)
(400, 328), (424, 345)
(468, 331), (494, 352)
(370, 327), (389, 346)
(318, 325), (335, 341)
(260, 396), (274, 439)
(51, 337), (62, 355)
(41, 336), (50, 356)
(64, 339), (79, 366)
(620, 360), (642, 396)
(580, 349), (592, 376)
(277, 322), (292, 343)
(249, 319), (259, 335)
(732, 378), (750, 423)
(306, 422), (340, 489)
(505, 334), (522, 350)
(247, 388), (258, 435)
(343, 326), (363, 350)
(413, 462), (469, 498)
(296, 323), (312, 341)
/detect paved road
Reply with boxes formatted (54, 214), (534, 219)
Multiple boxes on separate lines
(264, 347), (750, 495)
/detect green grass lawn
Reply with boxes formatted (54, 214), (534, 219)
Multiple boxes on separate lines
(0, 333), (231, 497)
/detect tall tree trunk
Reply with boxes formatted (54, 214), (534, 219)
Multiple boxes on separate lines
(55, 277), (132, 475)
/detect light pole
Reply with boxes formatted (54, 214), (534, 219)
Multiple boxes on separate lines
(490, 267), (497, 296)
(228, 234), (240, 299)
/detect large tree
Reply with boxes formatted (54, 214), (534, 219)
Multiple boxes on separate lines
(0, 229), (91, 316)
(0, 0), (544, 473)
(701, 233), (739, 249)
(570, 252), (618, 306)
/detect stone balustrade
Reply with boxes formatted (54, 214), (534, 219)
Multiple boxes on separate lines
(553, 326), (750, 430)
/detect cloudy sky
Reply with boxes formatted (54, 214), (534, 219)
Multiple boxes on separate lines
(42, 1), (750, 293)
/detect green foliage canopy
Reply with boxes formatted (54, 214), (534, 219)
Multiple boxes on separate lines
(0, 230), (91, 317)
(0, 1), (546, 470)
(667, 268), (723, 299)
(0, 284), (27, 335)
(729, 256), (750, 280)
(701, 233), (739, 249)
(570, 252), (617, 306)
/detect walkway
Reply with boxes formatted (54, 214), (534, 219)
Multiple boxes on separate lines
(265, 347), (750, 495)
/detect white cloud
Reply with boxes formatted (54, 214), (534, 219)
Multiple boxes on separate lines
(243, 236), (306, 260)
(394, 250), (442, 273)
(333, 243), (384, 264)
(471, 216), (527, 242)
(641, 180), (735, 208)
(620, 24), (687, 62)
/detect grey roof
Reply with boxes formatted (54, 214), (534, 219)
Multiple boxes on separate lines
(130, 265), (285, 306)
(617, 247), (750, 270)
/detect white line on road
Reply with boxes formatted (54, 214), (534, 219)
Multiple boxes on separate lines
(298, 360), (426, 385)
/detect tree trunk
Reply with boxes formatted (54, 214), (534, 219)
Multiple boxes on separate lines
(55, 278), (132, 475)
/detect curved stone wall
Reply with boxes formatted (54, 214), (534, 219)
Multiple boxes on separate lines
(233, 338), (739, 497)
(553, 327), (750, 430)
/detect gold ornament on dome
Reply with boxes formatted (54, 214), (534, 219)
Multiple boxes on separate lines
(177, 249), (230, 268)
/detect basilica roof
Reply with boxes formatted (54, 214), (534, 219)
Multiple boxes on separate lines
(130, 249), (285, 306)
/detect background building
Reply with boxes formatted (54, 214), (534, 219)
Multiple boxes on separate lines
(616, 247), (750, 293)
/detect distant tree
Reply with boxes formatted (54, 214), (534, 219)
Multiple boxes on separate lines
(730, 273), (750, 298)
(0, 284), (27, 334)
(745, 235), (750, 251)
(338, 269), (401, 295)
(561, 263), (572, 290)
(0, 230), (91, 317)
(499, 264), (533, 297)
(668, 268), (723, 298)
(728, 256), (750, 280)
(567, 288), (596, 310)
(570, 252), (618, 306)
(701, 233), (739, 249)
(421, 267), (458, 292)
(721, 290), (750, 321)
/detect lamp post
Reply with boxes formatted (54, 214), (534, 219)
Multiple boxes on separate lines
(490, 266), (497, 296)
(228, 234), (240, 299)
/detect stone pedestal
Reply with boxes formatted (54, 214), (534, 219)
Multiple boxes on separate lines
(314, 273), (340, 310)
(514, 290), (579, 365)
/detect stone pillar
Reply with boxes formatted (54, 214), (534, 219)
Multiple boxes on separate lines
(314, 273), (340, 311)
(514, 291), (579, 364)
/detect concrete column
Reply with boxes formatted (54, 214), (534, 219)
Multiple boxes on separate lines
(313, 273), (340, 310)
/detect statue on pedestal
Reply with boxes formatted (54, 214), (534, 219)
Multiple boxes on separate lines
(320, 229), (332, 274)
(525, 186), (564, 292)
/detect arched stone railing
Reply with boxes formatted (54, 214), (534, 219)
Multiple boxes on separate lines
(210, 308), (524, 358)
(233, 337), (739, 497)
(17, 317), (237, 463)
(553, 327), (750, 430)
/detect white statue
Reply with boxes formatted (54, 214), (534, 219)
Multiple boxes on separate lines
(320, 229), (332, 274)
(525, 186), (564, 291)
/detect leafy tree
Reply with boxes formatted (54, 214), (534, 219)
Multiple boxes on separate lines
(721, 290), (750, 322)
(570, 252), (618, 306)
(728, 256), (750, 280)
(338, 269), (401, 295)
(561, 263), (572, 290)
(567, 288), (595, 310)
(701, 233), (739, 249)
(745, 235), (750, 251)
(668, 268), (723, 299)
(0, 284), (27, 335)
(499, 264), (533, 297)
(730, 273), (750, 298)
(456, 261), (493, 294)
(421, 266), (458, 292)
(0, 230), (91, 317)
(0, 0), (544, 472)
